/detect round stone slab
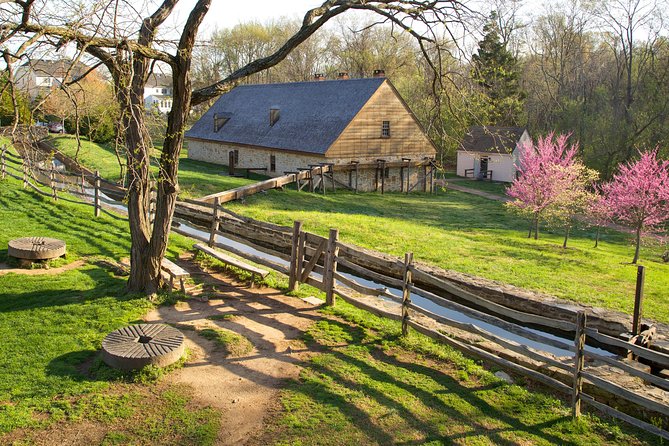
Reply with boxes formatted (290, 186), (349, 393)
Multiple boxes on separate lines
(8, 237), (66, 260)
(102, 324), (185, 371)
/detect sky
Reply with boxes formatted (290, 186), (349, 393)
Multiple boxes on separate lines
(172, 0), (325, 36)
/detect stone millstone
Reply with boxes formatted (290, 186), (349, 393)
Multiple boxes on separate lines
(102, 323), (185, 371)
(8, 237), (66, 260)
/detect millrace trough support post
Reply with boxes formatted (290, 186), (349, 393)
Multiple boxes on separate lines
(324, 228), (339, 306)
(571, 311), (586, 418)
(289, 220), (304, 292)
(402, 252), (414, 336)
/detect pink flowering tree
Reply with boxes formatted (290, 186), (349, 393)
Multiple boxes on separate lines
(506, 133), (580, 239)
(584, 188), (613, 248)
(551, 163), (599, 248)
(601, 149), (669, 263)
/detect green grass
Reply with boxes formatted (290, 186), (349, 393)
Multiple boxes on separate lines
(0, 174), (218, 443)
(446, 178), (509, 195)
(50, 136), (669, 323)
(260, 300), (658, 445)
(198, 327), (254, 356)
(52, 135), (263, 198)
(227, 188), (669, 324)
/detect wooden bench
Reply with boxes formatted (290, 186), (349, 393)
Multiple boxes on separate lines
(161, 258), (190, 293)
(194, 243), (269, 280)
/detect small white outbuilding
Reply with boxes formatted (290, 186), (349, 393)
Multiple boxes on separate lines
(456, 126), (531, 183)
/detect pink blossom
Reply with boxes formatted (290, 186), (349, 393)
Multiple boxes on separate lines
(601, 149), (669, 263)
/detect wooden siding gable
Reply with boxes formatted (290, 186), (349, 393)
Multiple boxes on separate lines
(325, 79), (437, 159)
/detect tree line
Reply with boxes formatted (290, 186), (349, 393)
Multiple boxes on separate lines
(186, 1), (669, 176)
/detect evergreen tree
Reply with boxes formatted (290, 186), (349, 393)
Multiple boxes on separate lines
(472, 11), (525, 126)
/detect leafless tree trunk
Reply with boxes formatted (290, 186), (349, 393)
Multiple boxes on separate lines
(2, 0), (471, 294)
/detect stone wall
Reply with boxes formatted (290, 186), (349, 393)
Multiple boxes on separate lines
(186, 138), (433, 192)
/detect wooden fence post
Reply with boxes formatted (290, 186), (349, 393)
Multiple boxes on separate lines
(572, 311), (587, 418)
(1, 145), (6, 180)
(402, 252), (414, 336)
(632, 265), (645, 335)
(208, 197), (220, 247)
(324, 228), (339, 306)
(22, 159), (27, 189)
(80, 172), (85, 194)
(50, 166), (57, 200)
(94, 170), (100, 217)
(289, 221), (303, 291)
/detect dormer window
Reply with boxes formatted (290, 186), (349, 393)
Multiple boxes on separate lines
(381, 121), (390, 138)
(270, 107), (280, 126)
(213, 113), (229, 132)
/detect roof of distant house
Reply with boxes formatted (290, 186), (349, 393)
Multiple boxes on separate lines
(146, 73), (172, 88)
(460, 126), (527, 154)
(19, 59), (89, 79)
(185, 77), (387, 155)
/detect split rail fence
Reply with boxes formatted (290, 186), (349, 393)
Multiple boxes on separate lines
(2, 145), (669, 439)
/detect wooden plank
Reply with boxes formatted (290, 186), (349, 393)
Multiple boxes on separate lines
(581, 371), (669, 417)
(410, 267), (576, 332)
(194, 243), (270, 278)
(324, 229), (339, 305)
(289, 221), (303, 291)
(585, 350), (669, 391)
(586, 329), (669, 369)
(161, 258), (190, 278)
(572, 311), (586, 418)
(410, 285), (576, 353)
(334, 288), (403, 322)
(214, 230), (291, 262)
(300, 239), (326, 283)
(208, 197), (220, 247)
(337, 257), (405, 289)
(408, 320), (573, 395)
(333, 271), (402, 302)
(402, 252), (413, 336)
(408, 302), (572, 372)
(337, 243), (405, 278)
(580, 394), (669, 441)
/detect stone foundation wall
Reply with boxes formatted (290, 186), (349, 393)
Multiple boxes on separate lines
(186, 138), (433, 193)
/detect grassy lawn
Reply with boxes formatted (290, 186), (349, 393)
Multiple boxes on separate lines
(48, 137), (669, 323)
(227, 188), (669, 324)
(51, 135), (261, 199)
(259, 297), (658, 445)
(0, 174), (219, 444)
(446, 178), (509, 195)
(0, 147), (662, 444)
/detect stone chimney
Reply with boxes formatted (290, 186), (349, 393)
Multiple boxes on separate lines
(373, 69), (386, 78)
(314, 73), (326, 81)
(337, 71), (350, 80)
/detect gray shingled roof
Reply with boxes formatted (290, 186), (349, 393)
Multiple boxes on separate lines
(460, 126), (527, 154)
(185, 78), (386, 155)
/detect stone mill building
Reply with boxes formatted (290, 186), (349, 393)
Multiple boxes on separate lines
(184, 73), (437, 192)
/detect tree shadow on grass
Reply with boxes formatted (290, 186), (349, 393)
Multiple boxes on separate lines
(286, 318), (585, 446)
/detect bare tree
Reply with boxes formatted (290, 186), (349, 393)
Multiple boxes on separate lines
(1, 0), (472, 294)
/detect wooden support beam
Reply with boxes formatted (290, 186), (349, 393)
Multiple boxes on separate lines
(402, 252), (414, 336)
(632, 265), (645, 335)
(572, 311), (586, 418)
(300, 239), (326, 282)
(94, 170), (100, 217)
(208, 197), (220, 247)
(325, 228), (340, 306)
(289, 221), (303, 291)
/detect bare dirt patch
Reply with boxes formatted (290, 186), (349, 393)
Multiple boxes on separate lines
(143, 255), (322, 446)
(0, 260), (84, 276)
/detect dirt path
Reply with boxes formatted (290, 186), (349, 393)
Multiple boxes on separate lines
(144, 255), (322, 446)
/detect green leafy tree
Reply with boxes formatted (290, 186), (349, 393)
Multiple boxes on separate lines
(471, 11), (525, 126)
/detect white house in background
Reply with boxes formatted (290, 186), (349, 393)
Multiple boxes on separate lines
(144, 73), (173, 114)
(14, 59), (89, 100)
(456, 126), (531, 182)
